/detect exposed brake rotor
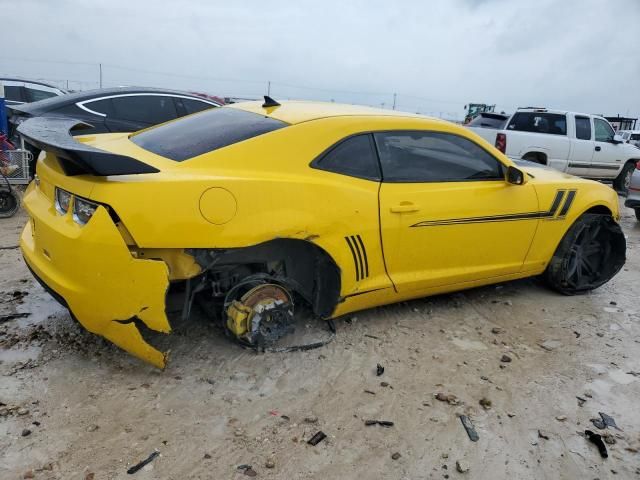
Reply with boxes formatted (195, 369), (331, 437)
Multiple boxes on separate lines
(226, 282), (295, 348)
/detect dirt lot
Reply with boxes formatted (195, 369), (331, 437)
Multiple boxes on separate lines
(1, 196), (639, 480)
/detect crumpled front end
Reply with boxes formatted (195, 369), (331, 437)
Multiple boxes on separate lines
(20, 181), (171, 368)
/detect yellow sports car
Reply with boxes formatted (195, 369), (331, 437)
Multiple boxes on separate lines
(18, 98), (626, 368)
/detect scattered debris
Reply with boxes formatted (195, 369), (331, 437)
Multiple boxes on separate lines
(376, 364), (385, 376)
(364, 334), (380, 340)
(585, 430), (608, 458)
(243, 468), (257, 477)
(307, 431), (327, 446)
(538, 430), (549, 440)
(304, 415), (318, 424)
(21, 428), (31, 437)
(391, 452), (401, 460)
(459, 415), (479, 442)
(265, 459), (275, 469)
(556, 415), (567, 422)
(573, 331), (581, 338)
(602, 433), (616, 445)
(456, 460), (470, 473)
(127, 450), (160, 474)
(500, 354), (512, 363)
(507, 412), (516, 418)
(576, 396), (587, 407)
(380, 381), (389, 387)
(538, 340), (563, 351)
(203, 453), (212, 459)
(626, 371), (640, 377)
(364, 390), (376, 395)
(364, 420), (394, 427)
(17, 407), (29, 416)
(479, 398), (492, 410)
(435, 393), (459, 405)
(490, 327), (503, 334)
(590, 412), (621, 431)
(0, 312), (31, 323)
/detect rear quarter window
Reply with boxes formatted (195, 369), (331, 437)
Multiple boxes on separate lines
(507, 112), (567, 135)
(131, 107), (287, 161)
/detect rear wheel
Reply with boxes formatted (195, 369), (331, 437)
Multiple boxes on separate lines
(0, 190), (19, 218)
(545, 214), (626, 294)
(635, 209), (640, 222)
(614, 161), (635, 194)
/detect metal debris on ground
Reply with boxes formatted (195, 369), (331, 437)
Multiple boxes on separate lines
(376, 363), (385, 376)
(0, 312), (31, 322)
(364, 420), (394, 427)
(127, 450), (160, 474)
(307, 431), (327, 446)
(590, 412), (621, 431)
(459, 415), (479, 442)
(585, 430), (608, 458)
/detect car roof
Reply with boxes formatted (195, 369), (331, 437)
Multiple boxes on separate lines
(228, 100), (427, 125)
(10, 86), (220, 115)
(1, 77), (67, 92)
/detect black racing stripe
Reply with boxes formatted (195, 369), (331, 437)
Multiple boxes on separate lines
(345, 236), (360, 281)
(558, 190), (577, 217)
(547, 190), (566, 216)
(355, 235), (369, 278)
(351, 235), (365, 281)
(411, 211), (546, 227)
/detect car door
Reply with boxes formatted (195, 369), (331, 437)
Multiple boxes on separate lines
(566, 115), (594, 177)
(106, 94), (179, 132)
(377, 130), (540, 293)
(592, 117), (624, 177)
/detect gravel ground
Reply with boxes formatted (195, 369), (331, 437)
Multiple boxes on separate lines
(1, 195), (639, 480)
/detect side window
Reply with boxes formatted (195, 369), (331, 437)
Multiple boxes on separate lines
(575, 116), (592, 140)
(4, 85), (25, 102)
(181, 98), (215, 115)
(374, 131), (504, 183)
(507, 112), (567, 135)
(313, 134), (381, 181)
(25, 87), (58, 102)
(594, 118), (614, 142)
(81, 98), (114, 116)
(111, 95), (178, 124)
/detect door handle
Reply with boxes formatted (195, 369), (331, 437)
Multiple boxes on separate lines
(390, 202), (420, 213)
(595, 146), (601, 151)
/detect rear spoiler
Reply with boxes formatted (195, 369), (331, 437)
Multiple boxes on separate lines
(17, 117), (160, 176)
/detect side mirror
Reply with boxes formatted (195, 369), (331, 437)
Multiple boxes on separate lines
(507, 166), (526, 185)
(612, 134), (624, 144)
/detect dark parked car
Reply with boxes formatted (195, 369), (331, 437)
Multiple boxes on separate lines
(8, 86), (222, 174)
(466, 112), (510, 130)
(1, 78), (68, 108)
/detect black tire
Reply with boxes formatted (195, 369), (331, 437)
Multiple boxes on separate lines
(0, 190), (20, 218)
(635, 208), (640, 222)
(614, 161), (635, 194)
(522, 153), (545, 165)
(545, 214), (626, 295)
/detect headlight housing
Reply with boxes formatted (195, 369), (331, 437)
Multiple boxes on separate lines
(55, 187), (72, 214)
(73, 197), (98, 225)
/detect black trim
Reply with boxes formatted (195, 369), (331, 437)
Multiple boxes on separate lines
(558, 190), (577, 217)
(344, 235), (370, 281)
(355, 235), (369, 277)
(24, 260), (69, 309)
(411, 189), (576, 227)
(310, 133), (382, 181)
(568, 162), (621, 170)
(345, 236), (360, 281)
(17, 117), (160, 176)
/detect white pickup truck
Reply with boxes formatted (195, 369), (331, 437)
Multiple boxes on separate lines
(467, 108), (640, 193)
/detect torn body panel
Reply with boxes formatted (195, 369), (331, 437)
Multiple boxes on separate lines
(20, 183), (171, 368)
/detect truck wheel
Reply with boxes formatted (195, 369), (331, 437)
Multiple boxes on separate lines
(522, 153), (546, 165)
(0, 191), (20, 218)
(613, 161), (635, 194)
(545, 214), (625, 295)
(636, 209), (640, 222)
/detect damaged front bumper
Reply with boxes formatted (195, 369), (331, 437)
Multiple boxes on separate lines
(20, 183), (171, 368)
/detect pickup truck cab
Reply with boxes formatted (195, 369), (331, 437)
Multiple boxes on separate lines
(467, 108), (640, 193)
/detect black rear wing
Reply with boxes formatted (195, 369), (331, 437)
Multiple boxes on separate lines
(17, 117), (159, 176)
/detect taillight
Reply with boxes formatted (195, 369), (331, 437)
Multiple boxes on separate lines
(636, 161), (640, 170)
(495, 133), (507, 153)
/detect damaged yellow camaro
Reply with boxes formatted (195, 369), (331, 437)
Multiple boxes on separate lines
(18, 99), (626, 368)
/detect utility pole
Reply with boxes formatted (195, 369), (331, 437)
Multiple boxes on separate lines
(392, 93), (397, 110)
(267, 80), (271, 96)
(99, 63), (103, 88)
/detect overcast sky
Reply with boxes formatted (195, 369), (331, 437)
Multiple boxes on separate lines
(1, 0), (639, 120)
